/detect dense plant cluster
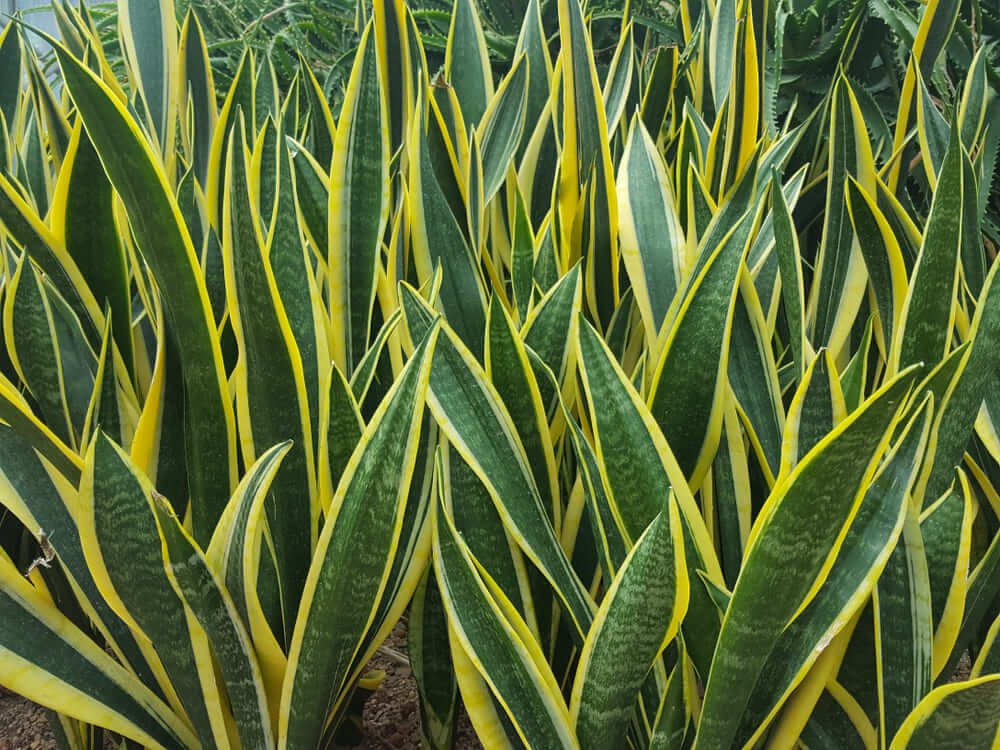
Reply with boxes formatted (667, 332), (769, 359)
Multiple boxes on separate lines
(1, 0), (1000, 748)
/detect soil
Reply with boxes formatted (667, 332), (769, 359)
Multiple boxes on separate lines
(0, 621), (481, 750)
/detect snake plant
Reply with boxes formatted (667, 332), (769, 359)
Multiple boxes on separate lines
(0, 0), (999, 748)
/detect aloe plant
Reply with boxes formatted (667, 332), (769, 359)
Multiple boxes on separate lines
(0, 0), (999, 748)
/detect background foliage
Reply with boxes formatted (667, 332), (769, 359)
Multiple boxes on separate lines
(0, 0), (999, 748)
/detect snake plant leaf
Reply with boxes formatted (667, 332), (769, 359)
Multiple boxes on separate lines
(487, 299), (560, 527)
(0, 172), (102, 337)
(647, 206), (755, 487)
(943, 518), (1000, 679)
(513, 0), (551, 152)
(300, 61), (335, 169)
(522, 264), (582, 418)
(727, 278), (784, 484)
(889, 675), (1000, 750)
(734, 397), (932, 747)
(55, 44), (237, 542)
(355, 409), (438, 660)
(571, 502), (688, 750)
(409, 568), (458, 750)
(373, 0), (418, 152)
(801, 683), (876, 749)
(960, 148), (987, 301)
(266, 120), (325, 440)
(445, 0), (494, 128)
(920, 477), (973, 677)
(441, 441), (535, 635)
(558, 0), (613, 194)
(80, 433), (229, 749)
(350, 310), (402, 404)
(0, 551), (194, 750)
(117, 0), (177, 157)
(224, 122), (316, 630)
(178, 10), (217, 187)
(810, 76), (876, 357)
(0, 424), (158, 693)
(319, 365), (365, 512)
(127, 298), (189, 514)
(780, 350), (846, 476)
(288, 137), (329, 252)
(694, 368), (917, 750)
(972, 614), (1000, 677)
(511, 187), (535, 323)
(426, 325), (594, 640)
(618, 115), (685, 345)
(329, 21), (389, 373)
(468, 133), (485, 255)
(914, 68), (950, 187)
(717, 7), (760, 192)
(602, 24), (634, 137)
(772, 169), (809, 377)
(279, 327), (437, 750)
(150, 496), (274, 750)
(24, 46), (70, 167)
(875, 504), (934, 746)
(893, 125), (964, 374)
(563, 410), (630, 582)
(708, 0), (738, 110)
(0, 374), (81, 485)
(3, 256), (96, 451)
(54, 121), (132, 372)
(434, 494), (578, 749)
(845, 177), (908, 357)
(83, 320), (127, 447)
(206, 51), (252, 227)
(407, 93), (487, 357)
(0, 23), (20, 128)
(478, 54), (528, 206)
(576, 319), (724, 675)
(206, 442), (292, 709)
(924, 261), (1000, 502)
